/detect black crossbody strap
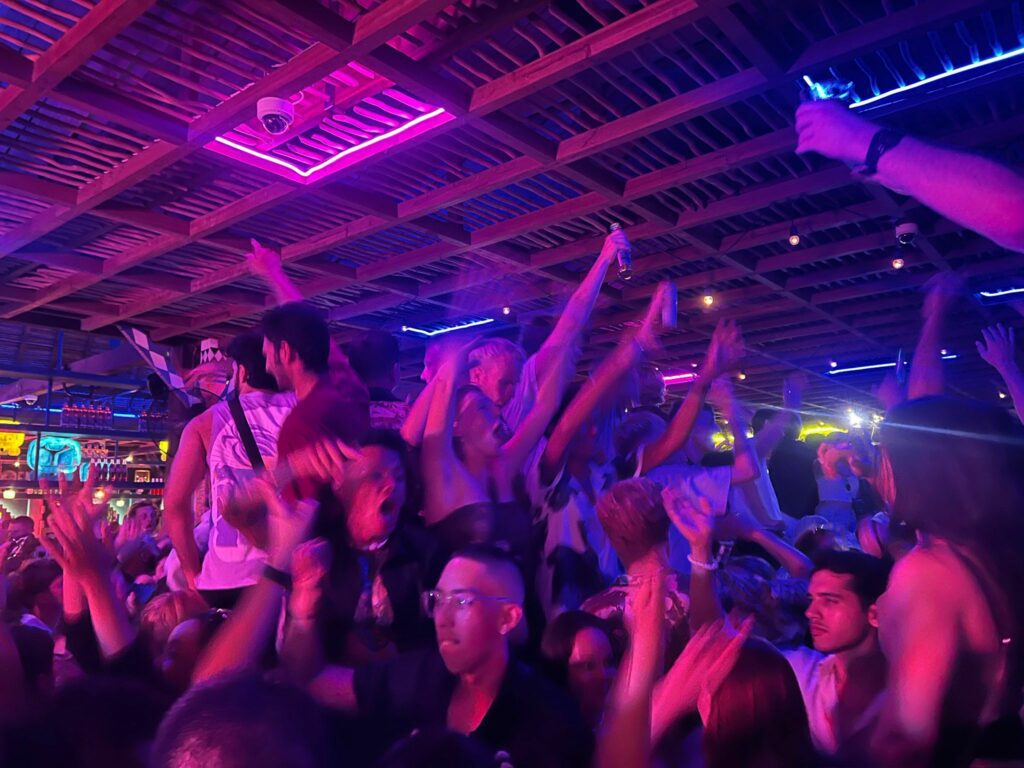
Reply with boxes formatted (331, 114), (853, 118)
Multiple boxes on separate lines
(228, 395), (265, 471)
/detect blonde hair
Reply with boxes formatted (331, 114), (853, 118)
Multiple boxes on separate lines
(140, 590), (208, 658)
(468, 337), (525, 369)
(596, 478), (669, 567)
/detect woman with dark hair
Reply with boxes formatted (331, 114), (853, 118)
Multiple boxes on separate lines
(702, 638), (820, 768)
(540, 610), (618, 729)
(875, 396), (1024, 766)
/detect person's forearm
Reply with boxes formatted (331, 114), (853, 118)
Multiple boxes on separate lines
(193, 577), (285, 683)
(545, 338), (642, 471)
(400, 376), (438, 447)
(280, 593), (324, 684)
(640, 376), (710, 474)
(687, 539), (724, 633)
(747, 528), (812, 580)
(81, 573), (137, 660)
(728, 406), (760, 485)
(995, 361), (1024, 424)
(62, 567), (87, 621)
(260, 263), (304, 305)
(875, 138), (1024, 253)
(908, 313), (944, 399)
(536, 250), (614, 379)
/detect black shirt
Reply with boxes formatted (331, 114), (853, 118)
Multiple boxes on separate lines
(354, 648), (594, 768)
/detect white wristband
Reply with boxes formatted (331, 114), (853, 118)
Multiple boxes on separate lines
(687, 554), (718, 571)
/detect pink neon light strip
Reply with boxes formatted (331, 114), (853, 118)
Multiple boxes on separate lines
(664, 372), (698, 385)
(213, 107), (447, 179)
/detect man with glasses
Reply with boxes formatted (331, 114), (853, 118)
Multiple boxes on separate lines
(307, 545), (593, 767)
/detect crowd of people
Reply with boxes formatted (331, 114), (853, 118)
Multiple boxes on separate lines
(2, 99), (1024, 768)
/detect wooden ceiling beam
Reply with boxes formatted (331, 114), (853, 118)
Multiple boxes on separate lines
(48, 79), (190, 144)
(0, 0), (158, 134)
(468, 0), (711, 113)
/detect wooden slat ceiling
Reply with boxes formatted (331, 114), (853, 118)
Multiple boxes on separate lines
(0, 0), (1022, 415)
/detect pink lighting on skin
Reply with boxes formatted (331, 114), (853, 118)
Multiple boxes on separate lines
(210, 107), (448, 181)
(664, 372), (699, 385)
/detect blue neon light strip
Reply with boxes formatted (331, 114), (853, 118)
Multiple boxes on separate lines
(978, 287), (1024, 298)
(827, 354), (958, 375)
(0, 404), (139, 418)
(803, 46), (1024, 111)
(401, 317), (495, 337)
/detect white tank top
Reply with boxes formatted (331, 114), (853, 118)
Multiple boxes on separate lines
(196, 391), (296, 590)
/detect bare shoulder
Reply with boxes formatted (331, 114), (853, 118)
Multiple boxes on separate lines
(889, 543), (967, 599)
(182, 409), (214, 449)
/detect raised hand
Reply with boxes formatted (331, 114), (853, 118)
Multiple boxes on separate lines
(600, 227), (631, 267)
(704, 320), (744, 380)
(795, 100), (878, 168)
(661, 486), (714, 556)
(977, 324), (1017, 374)
(637, 281), (675, 352)
(248, 239), (283, 277)
(654, 617), (751, 723)
(253, 479), (319, 572)
(285, 438), (363, 493)
(621, 570), (667, 700)
(43, 489), (114, 584)
(706, 377), (736, 411)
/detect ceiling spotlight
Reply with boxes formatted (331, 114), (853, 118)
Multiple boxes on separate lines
(999, 391), (1008, 400)
(829, 360), (838, 369)
(702, 293), (715, 307)
(737, 371), (747, 380)
(788, 224), (801, 247)
(891, 256), (905, 270)
(940, 348), (948, 356)
(502, 306), (511, 316)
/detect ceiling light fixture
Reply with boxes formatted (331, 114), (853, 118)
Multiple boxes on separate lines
(702, 293), (715, 308)
(788, 224), (800, 247)
(827, 353), (957, 375)
(213, 107), (448, 179)
(891, 256), (905, 270)
(664, 372), (699, 385)
(401, 317), (494, 337)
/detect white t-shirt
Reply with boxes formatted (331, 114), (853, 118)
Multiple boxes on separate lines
(729, 454), (785, 531)
(641, 454), (731, 573)
(197, 391), (296, 591)
(785, 646), (885, 755)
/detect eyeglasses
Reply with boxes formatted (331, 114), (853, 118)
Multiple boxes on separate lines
(421, 590), (512, 617)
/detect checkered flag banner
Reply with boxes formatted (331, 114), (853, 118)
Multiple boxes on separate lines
(117, 324), (198, 406)
(200, 338), (224, 365)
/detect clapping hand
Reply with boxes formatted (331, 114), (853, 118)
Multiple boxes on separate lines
(703, 320), (744, 380)
(662, 486), (715, 557)
(286, 438), (363, 493)
(42, 484), (114, 585)
(250, 479), (318, 572)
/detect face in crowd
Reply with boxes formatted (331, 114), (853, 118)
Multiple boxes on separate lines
(339, 445), (407, 551)
(430, 556), (523, 676)
(805, 569), (878, 655)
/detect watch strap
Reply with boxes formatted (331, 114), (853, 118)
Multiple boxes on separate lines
(862, 129), (904, 176)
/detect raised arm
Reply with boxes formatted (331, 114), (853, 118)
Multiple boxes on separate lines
(796, 100), (1024, 253)
(164, 412), (210, 592)
(44, 486), (135, 660)
(710, 379), (760, 485)
(280, 537), (331, 684)
(499, 345), (574, 474)
(399, 374), (438, 447)
(533, 229), (620, 381)
(753, 373), (806, 459)
(640, 320), (744, 474)
(908, 273), (960, 400)
(596, 573), (665, 768)
(543, 283), (670, 474)
(193, 482), (318, 683)
(662, 488), (724, 633)
(977, 324), (1024, 423)
(249, 239), (304, 305)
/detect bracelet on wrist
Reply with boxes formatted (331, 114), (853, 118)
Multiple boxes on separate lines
(687, 553), (719, 571)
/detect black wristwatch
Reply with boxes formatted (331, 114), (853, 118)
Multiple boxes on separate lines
(861, 129), (904, 176)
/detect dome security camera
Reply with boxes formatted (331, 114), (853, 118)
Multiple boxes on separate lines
(23, 394), (37, 406)
(257, 97), (295, 136)
(895, 219), (919, 248)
